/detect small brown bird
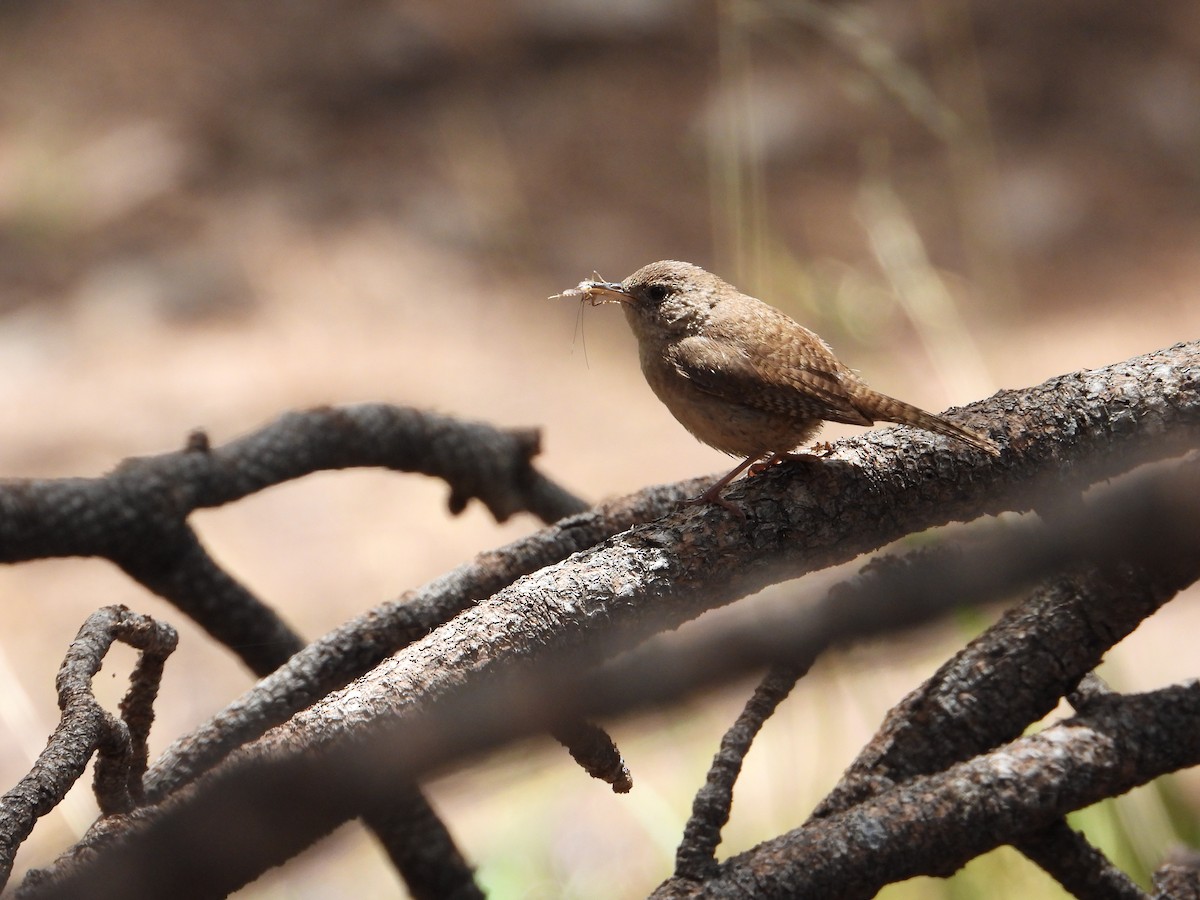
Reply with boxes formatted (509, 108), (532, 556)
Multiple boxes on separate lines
(556, 260), (999, 509)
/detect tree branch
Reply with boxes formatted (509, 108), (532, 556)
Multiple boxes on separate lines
(19, 457), (1200, 899)
(651, 684), (1200, 898)
(0, 406), (590, 898)
(14, 341), (1200, 897)
(674, 664), (805, 880)
(813, 557), (1199, 817)
(220, 342), (1200, 775)
(143, 476), (705, 802)
(0, 607), (177, 892)
(1016, 821), (1147, 900)
(0, 404), (583, 672)
(1153, 855), (1200, 899)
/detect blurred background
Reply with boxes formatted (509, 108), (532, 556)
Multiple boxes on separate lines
(1, 1), (1199, 897)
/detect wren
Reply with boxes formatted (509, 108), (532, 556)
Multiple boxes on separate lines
(555, 260), (1000, 510)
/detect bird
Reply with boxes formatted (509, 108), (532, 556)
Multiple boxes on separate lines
(555, 260), (999, 511)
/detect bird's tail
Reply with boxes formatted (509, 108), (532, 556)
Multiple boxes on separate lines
(866, 391), (1001, 456)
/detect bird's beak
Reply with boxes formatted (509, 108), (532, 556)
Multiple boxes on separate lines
(581, 282), (630, 306)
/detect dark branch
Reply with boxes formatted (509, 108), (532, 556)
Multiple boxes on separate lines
(651, 685), (1200, 898)
(124, 526), (304, 676)
(799, 477), (1200, 895)
(20, 448), (1200, 899)
(674, 664), (804, 880)
(143, 478), (705, 802)
(552, 720), (633, 793)
(1153, 855), (1200, 900)
(0, 406), (588, 898)
(14, 342), (1200, 896)
(361, 789), (486, 900)
(0, 404), (584, 674)
(813, 556), (1199, 817)
(224, 343), (1196, 779)
(1016, 821), (1148, 900)
(0, 607), (177, 892)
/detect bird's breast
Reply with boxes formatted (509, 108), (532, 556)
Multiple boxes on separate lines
(636, 342), (821, 457)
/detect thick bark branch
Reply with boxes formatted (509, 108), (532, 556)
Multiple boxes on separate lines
(233, 341), (1200, 764)
(814, 558), (1199, 817)
(654, 457), (1200, 896)
(15, 341), (1200, 897)
(18, 456), (1200, 899)
(144, 477), (704, 801)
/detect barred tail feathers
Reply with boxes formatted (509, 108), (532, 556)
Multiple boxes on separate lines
(862, 391), (1000, 456)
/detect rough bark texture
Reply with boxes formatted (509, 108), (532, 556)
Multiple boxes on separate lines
(0, 608), (177, 892)
(244, 342), (1200, 762)
(674, 665), (804, 880)
(16, 461), (1200, 898)
(651, 685), (1200, 899)
(143, 476), (703, 801)
(0, 404), (581, 675)
(9, 341), (1200, 898)
(1, 405), (590, 899)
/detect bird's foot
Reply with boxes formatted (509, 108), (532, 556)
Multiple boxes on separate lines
(748, 450), (824, 476)
(683, 490), (747, 521)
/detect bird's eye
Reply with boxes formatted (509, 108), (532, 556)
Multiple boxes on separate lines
(644, 283), (669, 303)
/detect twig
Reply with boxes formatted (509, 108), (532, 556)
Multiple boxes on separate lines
(1017, 821), (1148, 900)
(552, 720), (633, 793)
(362, 789), (485, 900)
(675, 664), (805, 880)
(0, 607), (177, 891)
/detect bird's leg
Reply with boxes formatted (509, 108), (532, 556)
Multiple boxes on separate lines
(685, 453), (764, 517)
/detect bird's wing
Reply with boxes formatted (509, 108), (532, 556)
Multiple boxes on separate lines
(668, 329), (874, 427)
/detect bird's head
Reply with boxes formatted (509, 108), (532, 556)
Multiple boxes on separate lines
(574, 260), (727, 340)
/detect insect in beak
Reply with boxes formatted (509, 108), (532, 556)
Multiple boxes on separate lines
(549, 274), (630, 307)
